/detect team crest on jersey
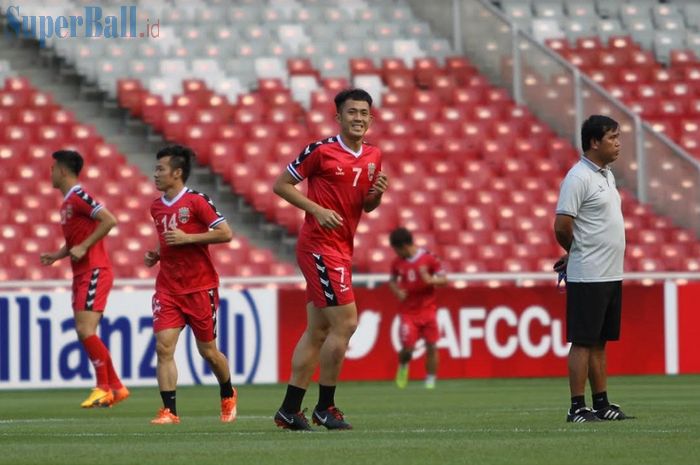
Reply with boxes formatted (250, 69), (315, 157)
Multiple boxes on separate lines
(336, 165), (345, 176)
(367, 162), (376, 181)
(178, 207), (191, 224)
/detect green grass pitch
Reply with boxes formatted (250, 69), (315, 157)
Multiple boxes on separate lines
(1, 375), (698, 465)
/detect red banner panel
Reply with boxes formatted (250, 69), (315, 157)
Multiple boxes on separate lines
(677, 283), (700, 374)
(277, 284), (665, 381)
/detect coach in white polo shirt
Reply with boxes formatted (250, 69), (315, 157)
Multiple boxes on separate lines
(554, 115), (633, 423)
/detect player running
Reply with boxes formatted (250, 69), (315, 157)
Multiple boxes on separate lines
(145, 145), (237, 425)
(273, 88), (388, 430)
(388, 227), (447, 389)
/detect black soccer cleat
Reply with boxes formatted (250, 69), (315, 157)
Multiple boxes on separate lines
(594, 403), (634, 421)
(274, 408), (314, 431)
(312, 406), (353, 430)
(567, 407), (602, 423)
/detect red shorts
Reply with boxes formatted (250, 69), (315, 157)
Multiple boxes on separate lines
(152, 289), (220, 342)
(72, 268), (113, 312)
(399, 312), (439, 348)
(297, 251), (355, 308)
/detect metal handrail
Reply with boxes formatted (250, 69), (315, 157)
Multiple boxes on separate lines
(472, 0), (700, 227)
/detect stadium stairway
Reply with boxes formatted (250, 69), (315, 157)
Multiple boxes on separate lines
(0, 33), (298, 281)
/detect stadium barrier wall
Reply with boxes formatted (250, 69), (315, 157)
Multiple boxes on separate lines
(0, 289), (278, 389)
(677, 283), (700, 374)
(0, 282), (696, 389)
(278, 285), (668, 381)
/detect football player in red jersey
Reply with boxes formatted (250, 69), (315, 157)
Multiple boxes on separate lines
(388, 227), (447, 390)
(272, 89), (389, 431)
(145, 145), (237, 425)
(40, 150), (129, 408)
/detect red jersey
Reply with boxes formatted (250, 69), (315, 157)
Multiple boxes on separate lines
(287, 135), (382, 258)
(60, 185), (111, 277)
(150, 187), (225, 295)
(390, 249), (446, 315)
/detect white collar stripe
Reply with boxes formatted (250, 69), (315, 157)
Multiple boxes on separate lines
(337, 134), (363, 158)
(160, 186), (189, 207)
(64, 184), (81, 201)
(408, 248), (426, 263)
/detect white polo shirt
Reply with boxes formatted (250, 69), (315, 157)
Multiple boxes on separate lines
(555, 156), (626, 282)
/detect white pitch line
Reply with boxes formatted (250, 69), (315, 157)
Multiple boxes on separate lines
(0, 418), (70, 424)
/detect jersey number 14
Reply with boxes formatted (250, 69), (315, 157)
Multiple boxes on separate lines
(161, 214), (178, 232)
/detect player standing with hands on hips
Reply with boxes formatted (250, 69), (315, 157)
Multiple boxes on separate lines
(554, 115), (633, 423)
(273, 88), (388, 431)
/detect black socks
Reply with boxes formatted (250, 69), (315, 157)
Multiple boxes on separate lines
(220, 378), (234, 399)
(592, 391), (610, 410)
(160, 390), (177, 415)
(316, 384), (336, 411)
(570, 395), (586, 412)
(281, 385), (306, 413)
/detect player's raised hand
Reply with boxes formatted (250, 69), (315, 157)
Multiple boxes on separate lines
(369, 172), (389, 195)
(313, 207), (343, 229)
(39, 252), (57, 266)
(69, 244), (88, 262)
(144, 250), (160, 267)
(164, 228), (190, 246)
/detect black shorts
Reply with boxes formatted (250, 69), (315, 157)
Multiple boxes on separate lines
(566, 281), (622, 345)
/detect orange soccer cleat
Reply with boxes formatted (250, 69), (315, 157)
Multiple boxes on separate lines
(111, 386), (130, 406)
(150, 408), (180, 425)
(220, 388), (238, 423)
(80, 388), (114, 408)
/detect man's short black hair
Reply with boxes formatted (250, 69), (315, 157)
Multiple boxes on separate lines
(389, 227), (414, 248)
(581, 115), (619, 152)
(334, 88), (373, 112)
(156, 144), (195, 182)
(52, 150), (83, 176)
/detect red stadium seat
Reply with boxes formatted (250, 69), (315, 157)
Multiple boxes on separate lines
(607, 36), (636, 50)
(287, 57), (317, 76)
(141, 94), (165, 128)
(117, 79), (145, 111)
(413, 57), (441, 87)
(350, 58), (379, 76)
(430, 74), (458, 102)
(385, 73), (415, 91)
(442, 137), (478, 159)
